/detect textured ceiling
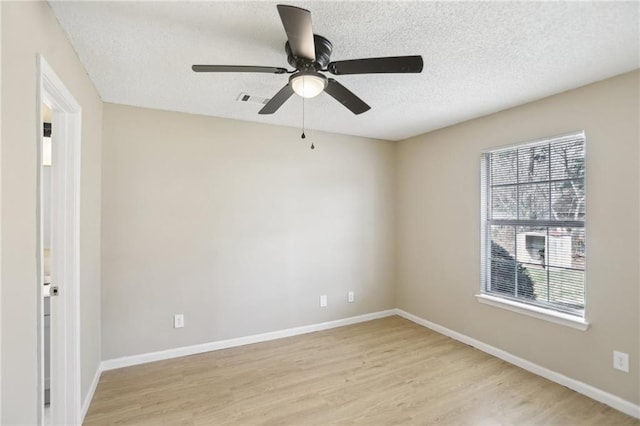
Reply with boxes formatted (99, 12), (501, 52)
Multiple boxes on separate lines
(48, 1), (639, 141)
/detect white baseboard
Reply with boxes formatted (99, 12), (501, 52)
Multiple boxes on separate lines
(394, 308), (640, 420)
(81, 363), (103, 423)
(101, 309), (396, 372)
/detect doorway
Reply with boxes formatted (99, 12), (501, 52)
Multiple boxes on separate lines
(42, 103), (52, 421)
(37, 55), (82, 426)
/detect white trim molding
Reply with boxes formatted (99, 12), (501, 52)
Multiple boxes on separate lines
(81, 366), (103, 423)
(101, 310), (396, 371)
(475, 294), (589, 331)
(37, 55), (83, 426)
(395, 308), (639, 420)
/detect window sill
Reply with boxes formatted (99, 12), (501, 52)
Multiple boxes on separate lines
(475, 294), (589, 331)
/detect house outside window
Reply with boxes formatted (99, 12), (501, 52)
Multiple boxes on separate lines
(481, 132), (586, 317)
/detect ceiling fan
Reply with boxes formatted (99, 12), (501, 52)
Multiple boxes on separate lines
(192, 4), (424, 115)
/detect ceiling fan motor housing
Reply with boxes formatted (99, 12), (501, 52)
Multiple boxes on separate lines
(286, 34), (333, 70)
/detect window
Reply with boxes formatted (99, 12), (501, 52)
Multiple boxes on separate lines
(481, 132), (586, 317)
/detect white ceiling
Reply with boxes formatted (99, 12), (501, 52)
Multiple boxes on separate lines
(48, 1), (639, 141)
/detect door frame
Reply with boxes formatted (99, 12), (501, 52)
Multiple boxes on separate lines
(37, 55), (82, 426)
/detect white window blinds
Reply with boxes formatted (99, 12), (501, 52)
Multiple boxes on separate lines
(481, 132), (586, 316)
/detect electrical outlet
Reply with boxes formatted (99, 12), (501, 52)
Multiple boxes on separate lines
(174, 314), (184, 329)
(320, 295), (328, 308)
(613, 351), (629, 372)
(348, 291), (355, 303)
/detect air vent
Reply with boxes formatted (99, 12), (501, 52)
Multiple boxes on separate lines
(236, 92), (270, 105)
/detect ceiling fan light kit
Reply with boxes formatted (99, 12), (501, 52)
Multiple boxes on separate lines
(290, 72), (327, 98)
(192, 4), (423, 115)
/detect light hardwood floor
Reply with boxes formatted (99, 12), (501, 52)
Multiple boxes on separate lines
(84, 316), (639, 425)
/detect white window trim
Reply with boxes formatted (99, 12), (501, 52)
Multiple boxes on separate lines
(475, 294), (589, 331)
(479, 131), (588, 327)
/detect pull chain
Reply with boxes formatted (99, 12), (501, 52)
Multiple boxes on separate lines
(300, 78), (314, 149)
(301, 94), (305, 139)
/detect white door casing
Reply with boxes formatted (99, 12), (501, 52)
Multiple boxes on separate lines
(37, 55), (82, 426)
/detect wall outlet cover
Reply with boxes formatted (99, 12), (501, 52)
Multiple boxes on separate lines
(348, 291), (355, 303)
(320, 295), (328, 308)
(613, 350), (629, 372)
(174, 314), (185, 329)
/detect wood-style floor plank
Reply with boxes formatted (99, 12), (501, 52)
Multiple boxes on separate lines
(84, 316), (639, 425)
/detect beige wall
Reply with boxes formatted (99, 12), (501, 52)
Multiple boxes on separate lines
(1, 2), (102, 424)
(396, 71), (640, 404)
(101, 104), (396, 359)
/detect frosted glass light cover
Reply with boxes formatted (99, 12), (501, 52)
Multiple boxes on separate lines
(291, 74), (326, 98)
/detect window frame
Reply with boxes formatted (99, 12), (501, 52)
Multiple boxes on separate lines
(479, 131), (589, 329)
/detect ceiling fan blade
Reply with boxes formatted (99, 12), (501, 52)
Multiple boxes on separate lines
(324, 79), (370, 115)
(327, 55), (423, 75)
(192, 65), (288, 74)
(259, 84), (295, 114)
(277, 5), (315, 61)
